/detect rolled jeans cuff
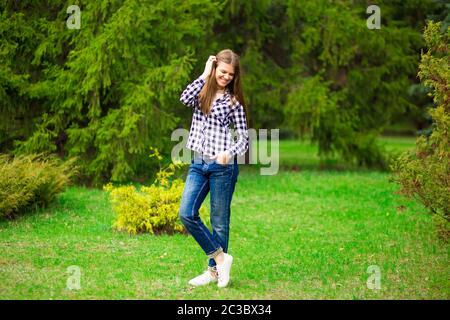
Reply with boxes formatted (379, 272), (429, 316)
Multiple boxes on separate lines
(207, 247), (223, 259)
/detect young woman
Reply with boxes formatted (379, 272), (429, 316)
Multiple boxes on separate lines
(178, 49), (249, 288)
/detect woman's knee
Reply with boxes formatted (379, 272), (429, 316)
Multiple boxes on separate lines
(179, 209), (188, 224)
(179, 205), (194, 225)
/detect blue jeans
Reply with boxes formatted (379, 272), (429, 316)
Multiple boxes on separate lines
(179, 153), (239, 268)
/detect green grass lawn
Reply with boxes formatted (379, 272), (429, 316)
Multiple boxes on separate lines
(247, 135), (419, 172)
(0, 136), (448, 299)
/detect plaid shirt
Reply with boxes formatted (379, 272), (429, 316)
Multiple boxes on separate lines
(180, 76), (249, 158)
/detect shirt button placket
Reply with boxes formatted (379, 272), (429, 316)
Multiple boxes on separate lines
(201, 113), (207, 153)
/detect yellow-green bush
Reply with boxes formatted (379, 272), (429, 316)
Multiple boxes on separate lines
(0, 153), (77, 218)
(104, 154), (210, 235)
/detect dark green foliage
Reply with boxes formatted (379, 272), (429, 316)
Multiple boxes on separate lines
(1, 1), (220, 185)
(283, 0), (437, 168)
(0, 0), (447, 183)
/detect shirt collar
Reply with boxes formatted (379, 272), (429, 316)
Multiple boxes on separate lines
(216, 88), (230, 100)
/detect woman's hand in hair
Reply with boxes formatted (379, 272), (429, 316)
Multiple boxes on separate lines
(201, 55), (217, 80)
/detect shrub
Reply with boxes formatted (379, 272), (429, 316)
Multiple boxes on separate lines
(0, 153), (77, 218)
(104, 149), (210, 235)
(391, 22), (449, 226)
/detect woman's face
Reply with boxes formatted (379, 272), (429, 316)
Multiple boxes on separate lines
(215, 61), (235, 89)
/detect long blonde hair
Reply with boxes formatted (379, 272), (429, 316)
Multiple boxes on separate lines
(199, 49), (246, 116)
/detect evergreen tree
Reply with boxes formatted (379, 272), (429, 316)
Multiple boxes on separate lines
(283, 0), (439, 167)
(1, 0), (220, 184)
(392, 21), (449, 223)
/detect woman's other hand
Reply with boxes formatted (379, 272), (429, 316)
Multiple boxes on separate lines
(212, 150), (231, 166)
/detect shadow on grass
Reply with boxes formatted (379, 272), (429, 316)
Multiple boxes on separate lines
(0, 187), (96, 226)
(0, 202), (56, 226)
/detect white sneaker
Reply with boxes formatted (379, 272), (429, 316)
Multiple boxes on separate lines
(188, 267), (218, 286)
(216, 253), (233, 288)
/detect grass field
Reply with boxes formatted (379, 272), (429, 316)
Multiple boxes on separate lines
(0, 136), (448, 299)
